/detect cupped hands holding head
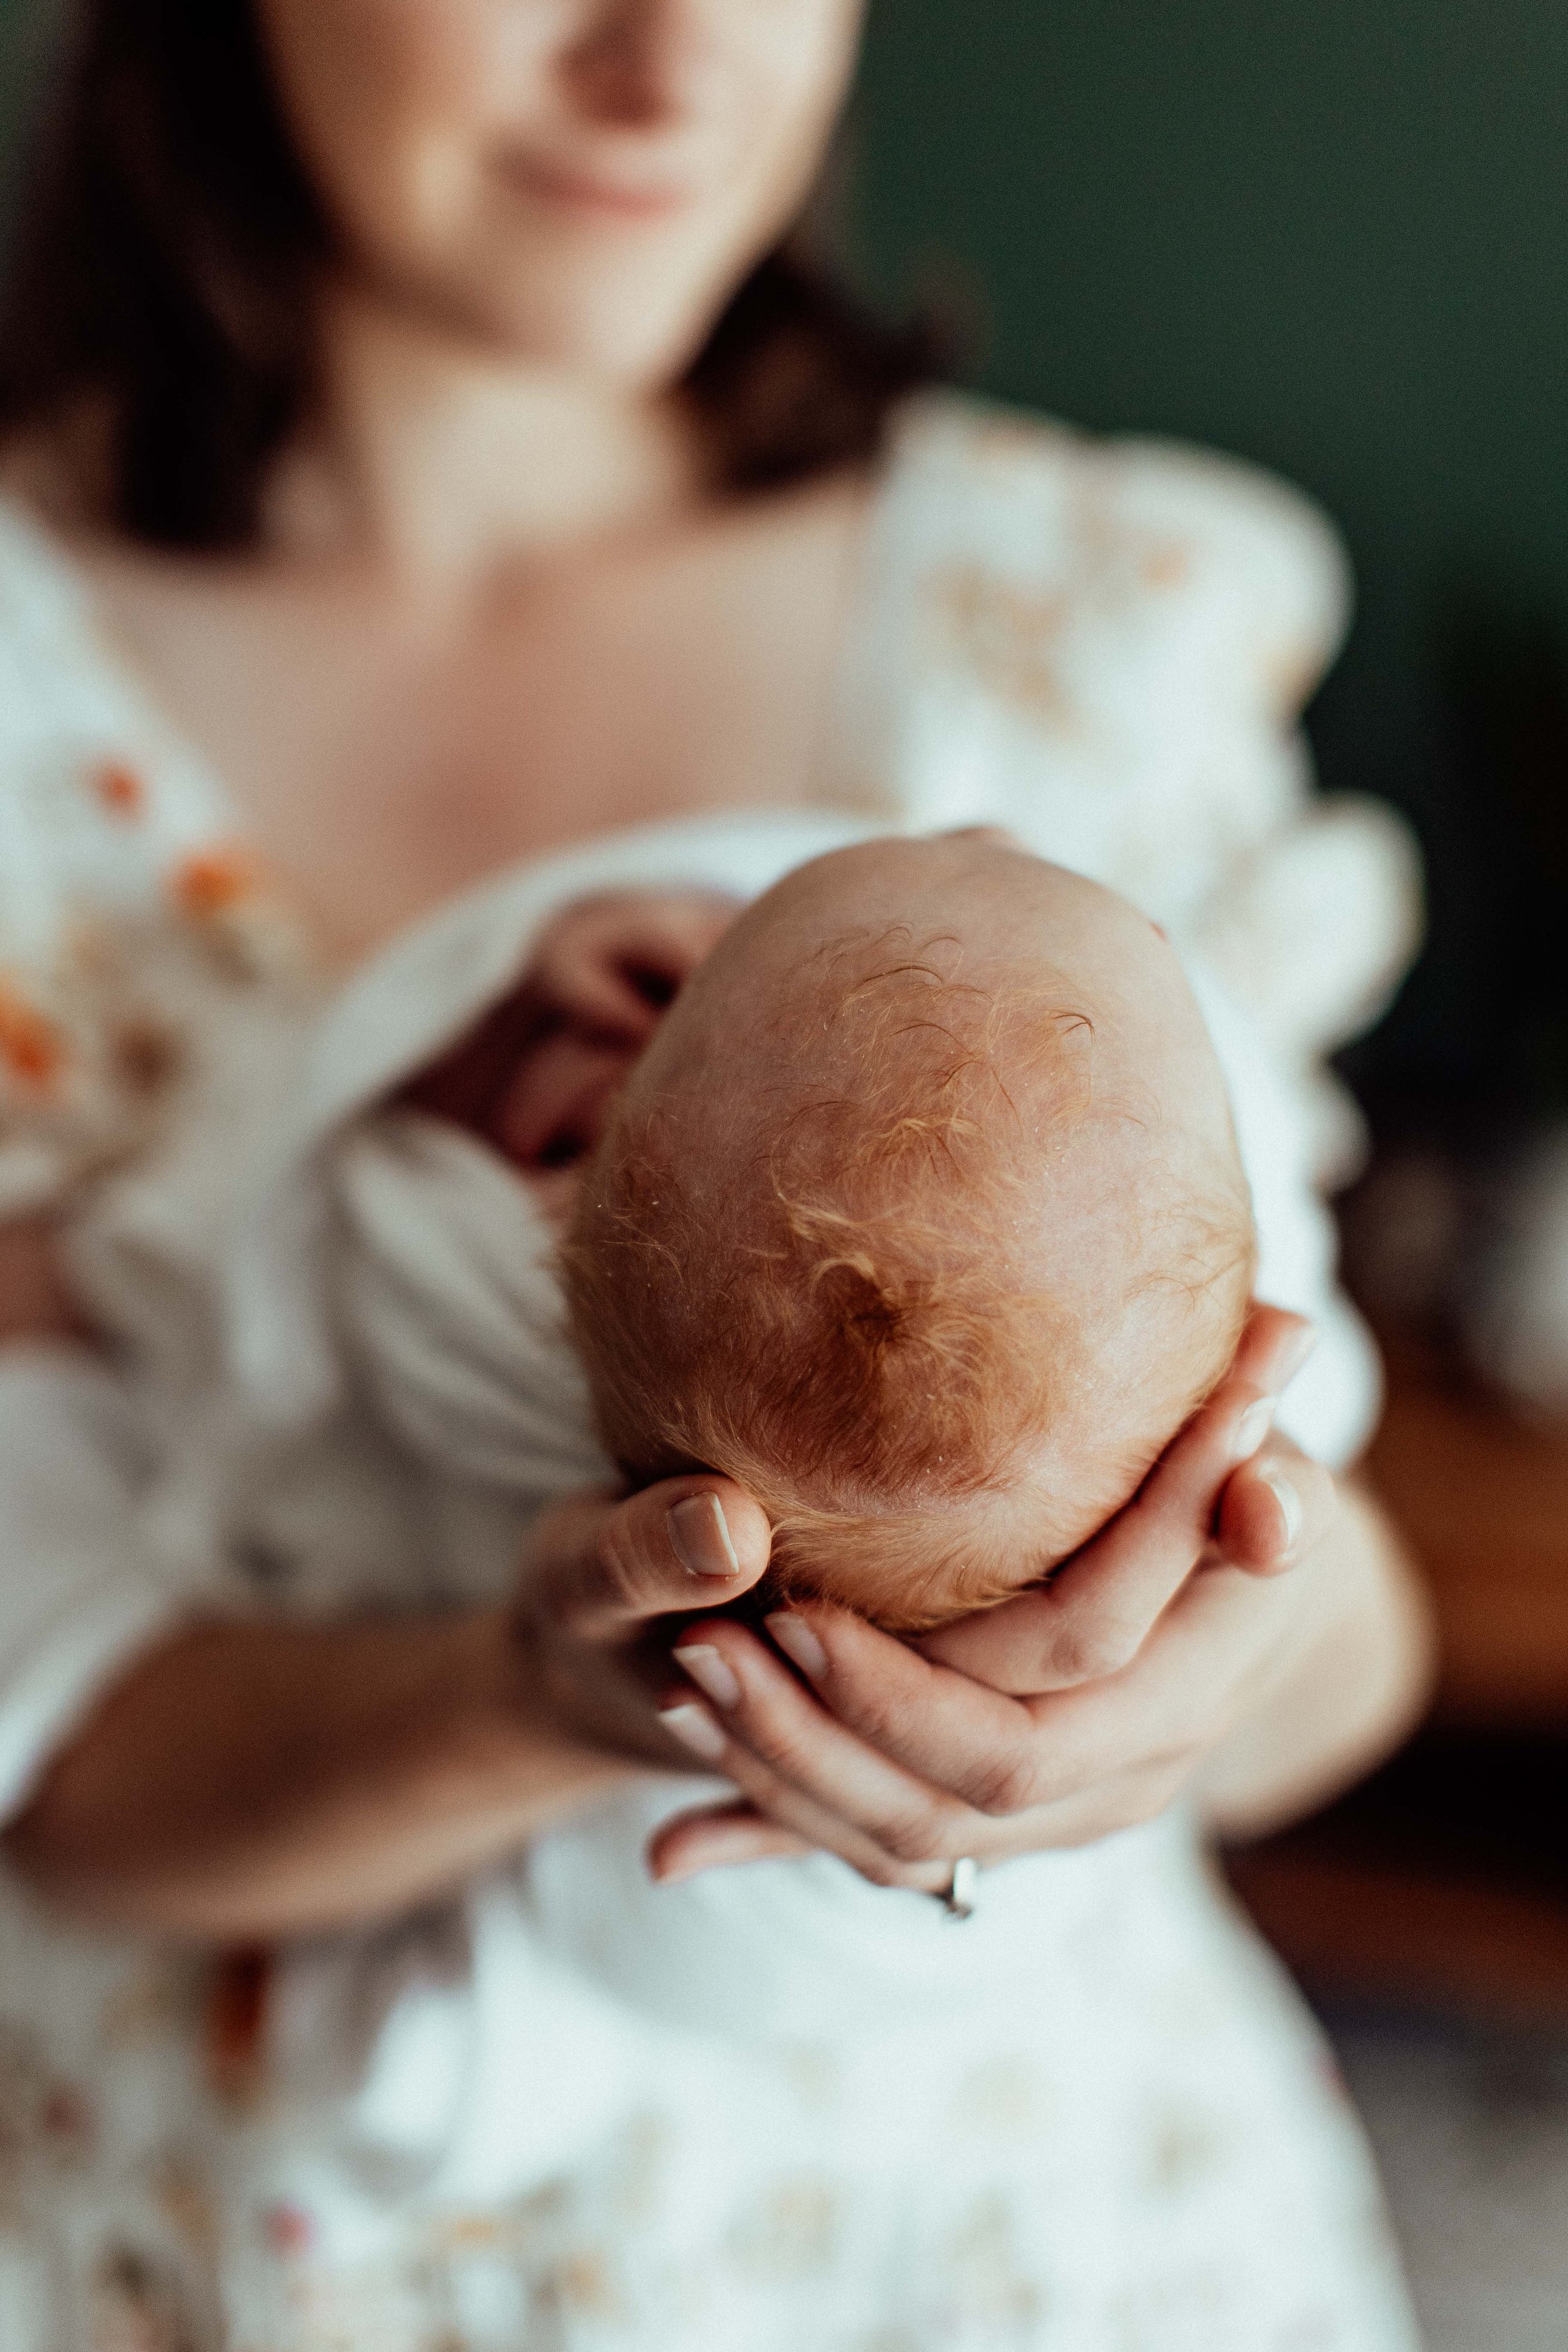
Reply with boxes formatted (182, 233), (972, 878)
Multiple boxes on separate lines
(6, 1275), (1417, 1941)
(528, 1300), (1426, 1904)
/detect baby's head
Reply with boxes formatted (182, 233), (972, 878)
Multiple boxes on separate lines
(563, 835), (1256, 1633)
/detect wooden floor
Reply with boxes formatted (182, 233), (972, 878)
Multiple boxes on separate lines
(1364, 1337), (1568, 1730)
(1229, 1838), (1568, 2025)
(1229, 1337), (1568, 2021)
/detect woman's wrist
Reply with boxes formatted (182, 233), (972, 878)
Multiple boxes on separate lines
(445, 1604), (648, 1814)
(1195, 1481), (1434, 1841)
(4, 1606), (642, 1942)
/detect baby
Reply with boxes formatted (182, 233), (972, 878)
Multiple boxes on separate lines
(435, 832), (1257, 1641)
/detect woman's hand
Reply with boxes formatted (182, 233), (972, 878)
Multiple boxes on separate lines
(513, 1473), (773, 1767)
(642, 1307), (1431, 1888)
(6, 1471), (773, 1941)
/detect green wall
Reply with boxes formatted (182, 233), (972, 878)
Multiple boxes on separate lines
(4, 1), (1567, 1106)
(852, 1), (1568, 1108)
(0, 0), (58, 218)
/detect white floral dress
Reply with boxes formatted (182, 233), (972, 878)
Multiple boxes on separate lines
(0, 395), (1422, 2352)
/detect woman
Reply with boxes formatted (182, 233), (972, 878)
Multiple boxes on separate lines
(0, 2), (1427, 2344)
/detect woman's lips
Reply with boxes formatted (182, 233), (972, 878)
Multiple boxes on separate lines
(501, 154), (694, 223)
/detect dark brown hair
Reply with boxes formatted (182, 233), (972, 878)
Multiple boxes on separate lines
(0, 0), (942, 549)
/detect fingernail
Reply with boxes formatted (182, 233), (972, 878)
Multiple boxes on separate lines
(672, 1643), (741, 1710)
(1258, 1463), (1304, 1552)
(669, 1493), (742, 1579)
(1232, 1399), (1275, 1461)
(1269, 1323), (1319, 1393)
(766, 1612), (828, 1682)
(657, 1703), (727, 1762)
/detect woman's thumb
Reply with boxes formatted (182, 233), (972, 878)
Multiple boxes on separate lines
(527, 1476), (771, 1638)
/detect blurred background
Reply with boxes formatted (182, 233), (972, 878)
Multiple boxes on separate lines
(850, 0), (1568, 1130)
(5, 2), (1568, 2340)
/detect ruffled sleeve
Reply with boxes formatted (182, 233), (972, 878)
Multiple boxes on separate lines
(829, 396), (1414, 1453)
(835, 395), (1422, 1096)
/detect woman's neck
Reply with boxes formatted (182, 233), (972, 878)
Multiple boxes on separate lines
(266, 282), (702, 586)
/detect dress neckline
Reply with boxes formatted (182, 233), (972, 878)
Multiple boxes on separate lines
(0, 394), (958, 993)
(0, 490), (243, 839)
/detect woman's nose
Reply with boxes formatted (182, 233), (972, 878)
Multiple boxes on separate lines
(561, 0), (728, 133)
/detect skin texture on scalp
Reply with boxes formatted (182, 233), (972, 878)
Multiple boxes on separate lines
(563, 836), (1257, 1633)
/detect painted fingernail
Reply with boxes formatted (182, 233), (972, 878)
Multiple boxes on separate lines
(657, 1703), (728, 1762)
(1232, 1399), (1275, 1461)
(766, 1613), (828, 1682)
(668, 1493), (742, 1579)
(1258, 1463), (1305, 1552)
(672, 1643), (741, 1710)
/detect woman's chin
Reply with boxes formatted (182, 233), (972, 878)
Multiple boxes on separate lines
(481, 287), (732, 392)
(351, 235), (741, 394)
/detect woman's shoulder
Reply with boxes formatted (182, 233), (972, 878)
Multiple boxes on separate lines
(843, 395), (1417, 1074)
(874, 389), (1352, 700)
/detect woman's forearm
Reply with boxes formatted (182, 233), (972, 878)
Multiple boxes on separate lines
(1197, 1480), (1435, 1842)
(2, 1610), (638, 1941)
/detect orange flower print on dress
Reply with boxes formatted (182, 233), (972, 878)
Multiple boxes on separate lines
(0, 980), (67, 1096)
(170, 843), (304, 985)
(172, 847), (260, 921)
(928, 563), (1073, 731)
(92, 762), (148, 820)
